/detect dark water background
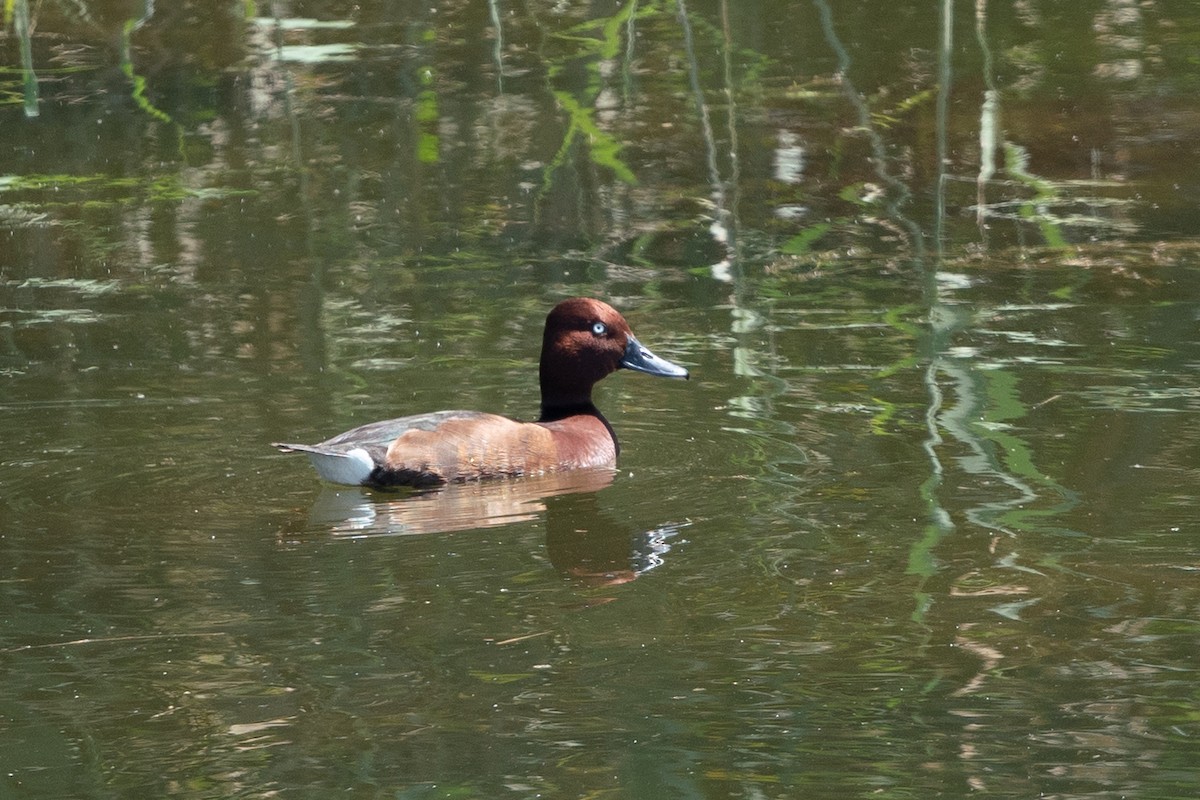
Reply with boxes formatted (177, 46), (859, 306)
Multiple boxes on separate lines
(3, 1), (1199, 797)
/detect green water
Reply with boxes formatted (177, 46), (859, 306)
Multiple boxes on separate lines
(3, 2), (1200, 797)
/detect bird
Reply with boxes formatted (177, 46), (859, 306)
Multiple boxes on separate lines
(273, 297), (689, 489)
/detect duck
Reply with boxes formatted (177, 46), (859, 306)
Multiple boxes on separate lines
(273, 297), (689, 488)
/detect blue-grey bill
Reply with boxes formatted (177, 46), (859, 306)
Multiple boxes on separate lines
(621, 334), (689, 379)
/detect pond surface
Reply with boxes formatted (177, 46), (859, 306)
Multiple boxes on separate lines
(3, 1), (1200, 798)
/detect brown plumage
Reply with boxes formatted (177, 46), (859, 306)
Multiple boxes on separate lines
(273, 297), (689, 488)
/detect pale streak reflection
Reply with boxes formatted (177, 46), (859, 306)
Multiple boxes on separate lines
(293, 468), (685, 586)
(773, 130), (806, 185)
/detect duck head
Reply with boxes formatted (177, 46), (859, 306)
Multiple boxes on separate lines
(538, 297), (689, 417)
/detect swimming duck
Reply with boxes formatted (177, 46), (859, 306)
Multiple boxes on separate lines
(273, 297), (689, 488)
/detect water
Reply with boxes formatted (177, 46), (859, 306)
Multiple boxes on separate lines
(3, 2), (1200, 798)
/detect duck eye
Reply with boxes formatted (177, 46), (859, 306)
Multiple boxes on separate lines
(591, 322), (607, 336)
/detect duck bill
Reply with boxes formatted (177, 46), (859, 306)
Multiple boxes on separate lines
(621, 334), (690, 379)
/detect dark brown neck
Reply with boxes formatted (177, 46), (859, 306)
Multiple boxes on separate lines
(538, 400), (602, 423)
(538, 355), (598, 420)
(539, 355), (598, 419)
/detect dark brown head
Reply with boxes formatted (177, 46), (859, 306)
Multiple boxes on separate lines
(538, 297), (689, 419)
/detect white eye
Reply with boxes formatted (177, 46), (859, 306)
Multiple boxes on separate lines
(591, 322), (607, 336)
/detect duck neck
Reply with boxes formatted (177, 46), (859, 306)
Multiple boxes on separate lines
(537, 352), (618, 454)
(538, 399), (603, 423)
(538, 368), (600, 421)
(538, 354), (600, 420)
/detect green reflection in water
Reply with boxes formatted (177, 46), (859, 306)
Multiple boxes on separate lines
(1003, 141), (1067, 250)
(121, 18), (172, 126)
(543, 0), (640, 187)
(415, 66), (440, 165)
(974, 366), (1080, 536)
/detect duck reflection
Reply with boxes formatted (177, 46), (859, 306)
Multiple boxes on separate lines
(297, 469), (682, 586)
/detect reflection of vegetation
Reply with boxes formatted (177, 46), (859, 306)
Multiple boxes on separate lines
(1002, 142), (1067, 249)
(540, 0), (644, 189)
(547, 89), (636, 185)
(415, 66), (440, 164)
(906, 300), (1084, 624)
(121, 18), (172, 125)
(961, 142), (1137, 251)
(5, 0), (182, 135)
(870, 88), (936, 129)
(7, 0), (39, 116)
(876, 304), (923, 379)
(780, 222), (831, 255)
(973, 367), (1079, 535)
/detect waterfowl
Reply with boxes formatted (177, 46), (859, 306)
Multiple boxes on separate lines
(273, 297), (689, 488)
